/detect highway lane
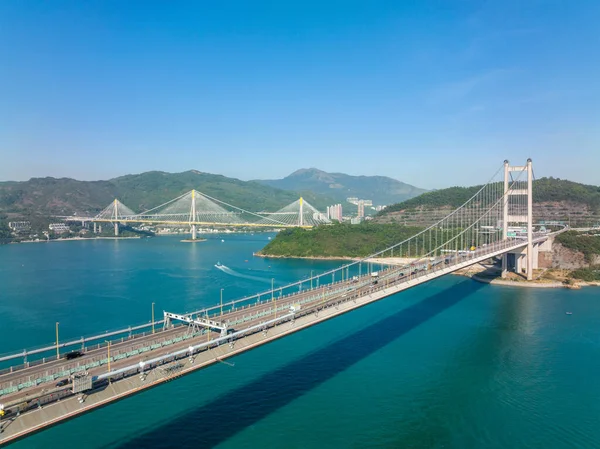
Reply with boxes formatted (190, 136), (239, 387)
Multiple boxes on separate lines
(0, 267), (395, 406)
(0, 326), (188, 388)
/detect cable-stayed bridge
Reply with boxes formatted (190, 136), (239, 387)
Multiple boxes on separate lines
(0, 160), (563, 443)
(65, 190), (330, 238)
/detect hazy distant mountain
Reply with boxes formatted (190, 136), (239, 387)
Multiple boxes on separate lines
(255, 168), (427, 206)
(0, 170), (335, 218)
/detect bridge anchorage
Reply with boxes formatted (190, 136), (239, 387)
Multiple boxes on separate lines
(1, 159), (566, 445)
(70, 190), (330, 239)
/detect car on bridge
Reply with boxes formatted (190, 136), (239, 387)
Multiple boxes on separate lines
(64, 350), (85, 360)
(55, 378), (71, 388)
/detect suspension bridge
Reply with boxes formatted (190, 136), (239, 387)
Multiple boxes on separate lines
(0, 159), (562, 444)
(64, 190), (331, 239)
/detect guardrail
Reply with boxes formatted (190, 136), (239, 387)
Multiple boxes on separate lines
(0, 320), (166, 364)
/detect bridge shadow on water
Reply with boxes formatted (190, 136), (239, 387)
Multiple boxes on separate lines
(116, 279), (486, 449)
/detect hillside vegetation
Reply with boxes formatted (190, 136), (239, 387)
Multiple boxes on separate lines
(0, 170), (334, 217)
(380, 178), (600, 216)
(556, 231), (600, 263)
(259, 223), (434, 258)
(570, 266), (600, 282)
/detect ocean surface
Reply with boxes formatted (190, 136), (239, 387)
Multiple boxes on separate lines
(1, 234), (600, 448)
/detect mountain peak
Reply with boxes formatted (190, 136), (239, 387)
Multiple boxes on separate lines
(288, 168), (326, 176)
(256, 169), (427, 206)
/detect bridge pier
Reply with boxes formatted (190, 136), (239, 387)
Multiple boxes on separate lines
(114, 223), (119, 236)
(191, 224), (197, 240)
(93, 222), (97, 234)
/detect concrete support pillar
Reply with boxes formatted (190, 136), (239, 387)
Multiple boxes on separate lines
(526, 158), (533, 281)
(114, 222), (119, 236)
(191, 224), (197, 240)
(93, 222), (97, 234)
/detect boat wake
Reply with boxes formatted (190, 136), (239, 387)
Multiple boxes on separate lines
(214, 263), (272, 284)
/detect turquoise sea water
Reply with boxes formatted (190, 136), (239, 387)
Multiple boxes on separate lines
(1, 235), (600, 448)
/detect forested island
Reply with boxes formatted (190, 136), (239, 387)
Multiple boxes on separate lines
(259, 222), (431, 258)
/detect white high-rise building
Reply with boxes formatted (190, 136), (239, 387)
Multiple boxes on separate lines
(327, 204), (343, 221)
(357, 201), (365, 218)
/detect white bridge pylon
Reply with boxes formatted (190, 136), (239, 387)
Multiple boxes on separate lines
(95, 199), (137, 221)
(256, 197), (331, 227)
(90, 190), (330, 235)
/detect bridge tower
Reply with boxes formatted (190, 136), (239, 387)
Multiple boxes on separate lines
(113, 199), (119, 236)
(299, 197), (304, 227)
(501, 159), (534, 280)
(190, 190), (197, 240)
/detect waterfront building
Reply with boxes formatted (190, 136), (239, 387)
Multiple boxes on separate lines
(49, 223), (70, 233)
(8, 221), (31, 232)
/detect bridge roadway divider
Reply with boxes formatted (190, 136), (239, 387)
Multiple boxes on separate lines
(0, 237), (538, 445)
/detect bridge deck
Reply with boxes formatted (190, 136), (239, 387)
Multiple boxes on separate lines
(0, 236), (545, 444)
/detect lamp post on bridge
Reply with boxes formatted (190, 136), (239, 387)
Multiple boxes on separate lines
(105, 340), (111, 383)
(271, 278), (276, 319)
(151, 302), (155, 334)
(220, 288), (224, 318)
(55, 322), (60, 359)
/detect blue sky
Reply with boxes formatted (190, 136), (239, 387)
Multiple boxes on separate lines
(1, 0), (598, 189)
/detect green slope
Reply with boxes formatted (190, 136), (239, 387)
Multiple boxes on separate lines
(379, 177), (600, 216)
(0, 170), (334, 217)
(258, 222), (426, 258)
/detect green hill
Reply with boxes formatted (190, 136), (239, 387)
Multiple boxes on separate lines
(0, 170), (334, 218)
(379, 177), (600, 215)
(256, 168), (426, 206)
(258, 222), (426, 258)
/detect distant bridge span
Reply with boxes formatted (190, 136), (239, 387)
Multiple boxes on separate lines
(63, 191), (330, 237)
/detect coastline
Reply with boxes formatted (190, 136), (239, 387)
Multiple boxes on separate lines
(254, 252), (356, 262)
(254, 253), (421, 264)
(470, 274), (600, 289)
(470, 274), (563, 288)
(13, 236), (141, 244)
(256, 253), (599, 289)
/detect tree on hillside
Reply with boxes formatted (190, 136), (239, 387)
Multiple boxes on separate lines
(0, 220), (12, 239)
